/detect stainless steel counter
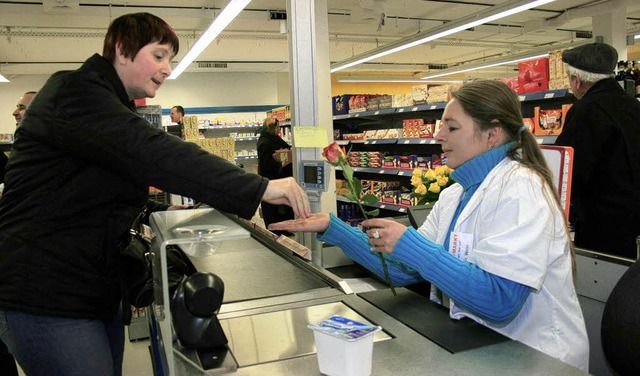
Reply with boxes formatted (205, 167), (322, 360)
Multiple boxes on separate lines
(149, 209), (589, 376)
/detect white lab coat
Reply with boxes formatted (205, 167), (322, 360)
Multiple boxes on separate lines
(419, 158), (589, 371)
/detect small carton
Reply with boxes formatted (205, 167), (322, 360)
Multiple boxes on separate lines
(308, 315), (381, 376)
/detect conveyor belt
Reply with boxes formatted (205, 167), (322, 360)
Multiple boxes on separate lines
(359, 288), (509, 353)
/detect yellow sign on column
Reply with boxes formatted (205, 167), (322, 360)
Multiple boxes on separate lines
(292, 126), (329, 148)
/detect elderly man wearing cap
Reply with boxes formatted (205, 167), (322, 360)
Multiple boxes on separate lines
(555, 42), (640, 260)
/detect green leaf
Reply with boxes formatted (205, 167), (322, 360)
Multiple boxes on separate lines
(344, 192), (358, 202)
(351, 177), (362, 199)
(361, 194), (378, 205)
(365, 209), (380, 217)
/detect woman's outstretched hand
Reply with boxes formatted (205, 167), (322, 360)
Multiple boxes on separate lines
(262, 177), (311, 219)
(268, 213), (330, 233)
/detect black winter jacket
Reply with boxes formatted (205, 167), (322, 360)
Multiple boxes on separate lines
(555, 78), (640, 258)
(257, 128), (292, 180)
(0, 54), (268, 320)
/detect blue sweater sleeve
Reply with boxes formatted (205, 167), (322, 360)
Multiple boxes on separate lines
(318, 214), (422, 286)
(392, 227), (531, 324)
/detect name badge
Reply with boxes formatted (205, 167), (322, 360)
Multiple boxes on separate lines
(450, 231), (473, 261)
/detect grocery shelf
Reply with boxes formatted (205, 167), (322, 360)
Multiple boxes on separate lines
(235, 155), (258, 160)
(335, 166), (415, 176)
(337, 195), (409, 213)
(234, 136), (259, 141)
(200, 123), (262, 130)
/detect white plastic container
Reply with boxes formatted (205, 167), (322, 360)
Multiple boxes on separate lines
(308, 315), (381, 376)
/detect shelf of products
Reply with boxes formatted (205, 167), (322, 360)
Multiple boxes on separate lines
(337, 195), (409, 214)
(331, 88), (574, 224)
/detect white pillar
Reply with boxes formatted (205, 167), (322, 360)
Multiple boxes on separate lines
(286, 0), (336, 265)
(592, 6), (628, 61)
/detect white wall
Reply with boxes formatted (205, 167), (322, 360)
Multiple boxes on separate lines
(0, 71), (291, 134)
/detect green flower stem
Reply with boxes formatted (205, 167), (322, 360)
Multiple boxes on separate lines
(348, 177), (397, 296)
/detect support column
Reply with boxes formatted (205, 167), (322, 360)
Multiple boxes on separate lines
(592, 6), (628, 61)
(286, 0), (336, 266)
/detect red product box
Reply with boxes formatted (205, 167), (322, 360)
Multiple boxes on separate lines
(518, 58), (549, 94)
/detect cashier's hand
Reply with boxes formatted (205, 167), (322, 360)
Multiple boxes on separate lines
(268, 213), (330, 233)
(362, 218), (408, 255)
(262, 177), (311, 219)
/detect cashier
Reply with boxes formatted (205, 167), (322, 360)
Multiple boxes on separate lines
(270, 80), (589, 371)
(554, 42), (640, 259)
(0, 13), (310, 376)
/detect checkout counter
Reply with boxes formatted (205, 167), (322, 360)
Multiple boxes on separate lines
(147, 208), (589, 375)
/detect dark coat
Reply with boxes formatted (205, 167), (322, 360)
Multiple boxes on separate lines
(256, 128), (293, 228)
(555, 78), (640, 259)
(0, 54), (268, 320)
(257, 128), (292, 180)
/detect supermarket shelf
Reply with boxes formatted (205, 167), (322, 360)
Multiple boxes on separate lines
(517, 89), (569, 102)
(234, 136), (259, 141)
(200, 123), (262, 130)
(336, 166), (415, 176)
(235, 155), (258, 160)
(337, 195), (409, 213)
(332, 90), (571, 121)
(397, 138), (438, 145)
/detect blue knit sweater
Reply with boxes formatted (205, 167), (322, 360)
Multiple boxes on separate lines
(319, 143), (530, 324)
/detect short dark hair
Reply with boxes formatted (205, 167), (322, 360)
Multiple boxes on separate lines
(172, 106), (185, 116)
(102, 13), (179, 64)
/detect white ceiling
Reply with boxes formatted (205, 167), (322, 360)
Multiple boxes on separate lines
(1, 0), (639, 80)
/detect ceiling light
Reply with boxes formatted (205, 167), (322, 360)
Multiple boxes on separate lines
(421, 41), (590, 80)
(168, 0), (252, 79)
(0, 74), (9, 83)
(330, 0), (556, 73)
(336, 76), (463, 83)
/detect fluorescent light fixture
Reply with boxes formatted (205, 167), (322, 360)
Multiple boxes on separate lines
(423, 54), (548, 79)
(330, 0), (556, 73)
(635, 34), (640, 40)
(421, 40), (590, 80)
(168, 0), (251, 79)
(336, 76), (463, 83)
(0, 73), (9, 83)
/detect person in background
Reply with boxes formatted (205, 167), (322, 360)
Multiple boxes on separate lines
(257, 117), (294, 234)
(1, 91), (38, 187)
(0, 13), (310, 376)
(11, 91), (37, 128)
(270, 80), (589, 371)
(167, 105), (184, 138)
(0, 92), (38, 376)
(554, 42), (640, 260)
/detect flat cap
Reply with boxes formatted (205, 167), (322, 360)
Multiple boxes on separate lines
(562, 43), (618, 74)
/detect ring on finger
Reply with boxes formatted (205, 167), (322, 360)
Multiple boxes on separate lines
(373, 230), (380, 239)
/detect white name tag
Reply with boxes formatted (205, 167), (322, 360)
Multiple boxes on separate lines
(450, 231), (473, 261)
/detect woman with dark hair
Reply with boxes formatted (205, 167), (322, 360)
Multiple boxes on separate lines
(257, 117), (294, 233)
(270, 80), (589, 370)
(0, 13), (310, 375)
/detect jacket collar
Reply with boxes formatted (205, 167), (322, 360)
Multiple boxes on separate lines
(582, 77), (624, 99)
(81, 54), (136, 111)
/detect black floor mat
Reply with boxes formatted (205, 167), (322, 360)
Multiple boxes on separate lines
(359, 288), (510, 353)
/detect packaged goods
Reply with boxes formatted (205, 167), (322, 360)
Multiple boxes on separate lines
(534, 107), (563, 136)
(518, 57), (549, 93)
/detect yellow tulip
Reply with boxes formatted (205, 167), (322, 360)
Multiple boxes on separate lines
(437, 176), (449, 187)
(428, 182), (441, 194)
(412, 168), (423, 177)
(415, 184), (427, 195)
(424, 169), (436, 181)
(411, 175), (423, 187)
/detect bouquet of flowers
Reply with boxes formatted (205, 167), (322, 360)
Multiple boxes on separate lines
(323, 142), (396, 295)
(411, 165), (455, 205)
